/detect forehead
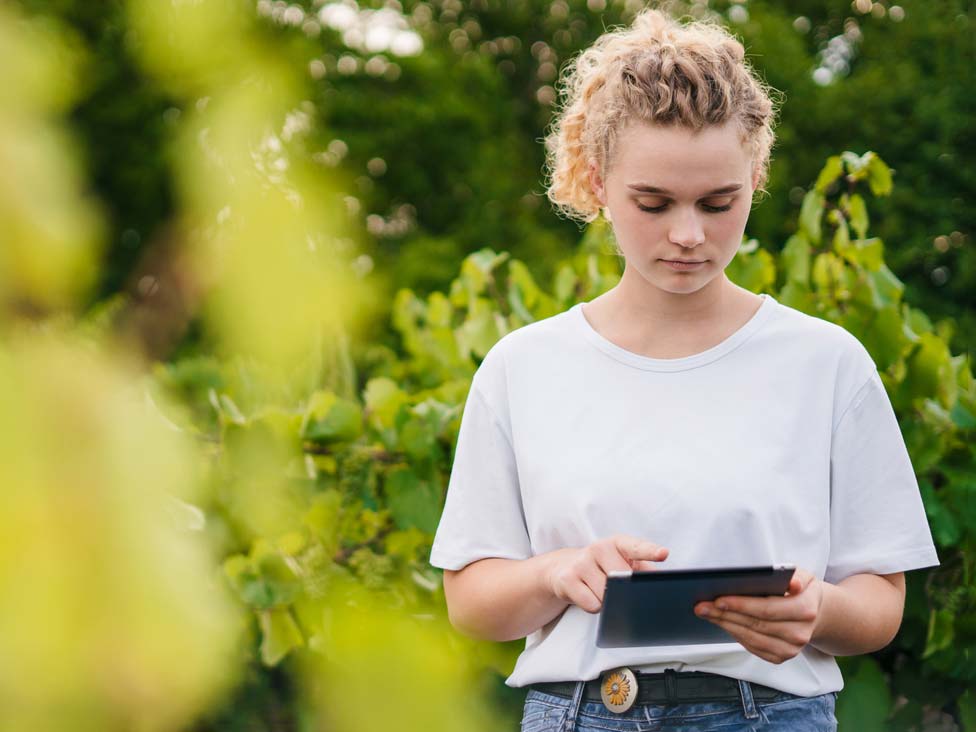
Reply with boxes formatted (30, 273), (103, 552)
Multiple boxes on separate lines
(611, 121), (751, 191)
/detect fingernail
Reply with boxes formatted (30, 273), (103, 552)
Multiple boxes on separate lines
(697, 607), (710, 617)
(716, 601), (727, 610)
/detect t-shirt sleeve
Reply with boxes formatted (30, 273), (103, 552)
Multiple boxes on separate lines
(428, 381), (532, 571)
(825, 369), (940, 584)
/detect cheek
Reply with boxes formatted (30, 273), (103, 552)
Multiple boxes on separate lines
(713, 206), (751, 238)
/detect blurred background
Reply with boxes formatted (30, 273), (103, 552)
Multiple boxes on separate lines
(0, 0), (973, 730)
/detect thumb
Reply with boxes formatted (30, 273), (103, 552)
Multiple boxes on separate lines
(787, 570), (812, 595)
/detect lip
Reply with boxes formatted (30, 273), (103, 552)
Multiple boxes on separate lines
(661, 259), (707, 271)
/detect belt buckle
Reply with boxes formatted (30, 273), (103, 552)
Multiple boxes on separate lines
(600, 666), (638, 714)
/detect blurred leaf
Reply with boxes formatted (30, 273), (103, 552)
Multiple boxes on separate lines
(799, 190), (824, 245)
(780, 234), (810, 285)
(385, 467), (441, 534)
(847, 193), (869, 240)
(258, 607), (304, 666)
(364, 378), (409, 431)
(302, 391), (363, 444)
(835, 657), (891, 731)
(727, 242), (775, 293)
(814, 155), (844, 193)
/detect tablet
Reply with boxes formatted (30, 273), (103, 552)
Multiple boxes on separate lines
(595, 564), (796, 648)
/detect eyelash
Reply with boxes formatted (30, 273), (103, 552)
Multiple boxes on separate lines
(637, 203), (733, 214)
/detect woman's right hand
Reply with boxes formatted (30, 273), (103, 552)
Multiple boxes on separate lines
(543, 535), (669, 614)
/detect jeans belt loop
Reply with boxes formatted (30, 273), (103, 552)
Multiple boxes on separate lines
(664, 668), (678, 703)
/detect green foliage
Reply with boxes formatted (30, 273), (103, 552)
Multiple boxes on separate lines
(150, 149), (976, 729)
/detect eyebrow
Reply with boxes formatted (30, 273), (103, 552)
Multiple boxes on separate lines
(626, 183), (744, 196)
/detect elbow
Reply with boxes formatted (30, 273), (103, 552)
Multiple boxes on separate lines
(443, 572), (501, 642)
(447, 602), (515, 643)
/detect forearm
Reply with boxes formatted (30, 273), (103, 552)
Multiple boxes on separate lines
(445, 550), (573, 642)
(810, 573), (904, 656)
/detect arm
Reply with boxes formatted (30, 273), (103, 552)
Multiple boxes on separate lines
(442, 550), (574, 642)
(809, 571), (905, 656)
(441, 535), (670, 642)
(695, 568), (907, 663)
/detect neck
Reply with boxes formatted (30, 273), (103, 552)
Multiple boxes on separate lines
(608, 266), (742, 327)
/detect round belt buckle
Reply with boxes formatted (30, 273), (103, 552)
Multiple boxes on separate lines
(600, 666), (638, 714)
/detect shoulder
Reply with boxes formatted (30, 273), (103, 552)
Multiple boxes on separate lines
(766, 298), (875, 367)
(470, 306), (577, 398)
(762, 297), (879, 413)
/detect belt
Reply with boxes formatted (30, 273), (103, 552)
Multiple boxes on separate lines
(529, 667), (784, 713)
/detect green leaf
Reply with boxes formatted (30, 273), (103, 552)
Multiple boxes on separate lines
(867, 264), (904, 308)
(920, 481), (961, 548)
(958, 689), (976, 731)
(904, 333), (956, 408)
(726, 245), (775, 293)
(950, 400), (976, 430)
(852, 237), (884, 271)
(843, 304), (908, 372)
(841, 150), (871, 175)
(835, 657), (891, 731)
(777, 281), (816, 314)
(799, 190), (824, 245)
(812, 252), (844, 291)
(780, 234), (810, 285)
(304, 490), (342, 550)
(847, 193), (869, 240)
(865, 154), (894, 196)
(385, 467), (441, 534)
(459, 249), (509, 301)
(456, 299), (505, 359)
(814, 154), (844, 193)
(398, 412), (438, 461)
(426, 291), (453, 328)
(303, 391), (363, 443)
(831, 212), (851, 258)
(383, 527), (429, 563)
(506, 275), (534, 325)
(923, 607), (956, 658)
(259, 607), (304, 666)
(363, 378), (409, 430)
(553, 264), (578, 302)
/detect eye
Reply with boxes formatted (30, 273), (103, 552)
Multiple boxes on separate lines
(636, 202), (733, 214)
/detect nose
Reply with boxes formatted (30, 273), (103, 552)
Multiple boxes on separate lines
(668, 208), (706, 248)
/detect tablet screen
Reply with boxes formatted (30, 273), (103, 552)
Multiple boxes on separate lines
(596, 564), (795, 648)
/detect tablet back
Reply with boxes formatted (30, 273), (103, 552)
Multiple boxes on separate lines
(596, 565), (795, 648)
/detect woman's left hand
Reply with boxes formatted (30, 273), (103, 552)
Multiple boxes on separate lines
(694, 567), (824, 664)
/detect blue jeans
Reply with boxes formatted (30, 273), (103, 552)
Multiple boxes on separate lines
(521, 679), (838, 731)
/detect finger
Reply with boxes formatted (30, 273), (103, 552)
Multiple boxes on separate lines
(696, 605), (802, 639)
(569, 579), (603, 614)
(612, 535), (669, 563)
(579, 561), (609, 605)
(704, 615), (804, 661)
(634, 559), (663, 571)
(707, 594), (801, 621)
(592, 544), (633, 576)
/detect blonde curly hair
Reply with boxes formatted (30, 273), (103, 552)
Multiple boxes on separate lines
(543, 4), (782, 225)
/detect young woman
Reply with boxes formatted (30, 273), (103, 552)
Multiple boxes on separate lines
(429, 7), (939, 731)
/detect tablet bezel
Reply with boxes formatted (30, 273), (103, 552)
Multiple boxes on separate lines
(595, 564), (796, 648)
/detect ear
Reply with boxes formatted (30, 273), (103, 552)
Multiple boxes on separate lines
(750, 164), (762, 193)
(588, 158), (607, 206)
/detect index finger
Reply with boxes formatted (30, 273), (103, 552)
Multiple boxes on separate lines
(613, 535), (668, 562)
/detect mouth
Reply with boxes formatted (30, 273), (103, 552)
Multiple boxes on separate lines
(661, 259), (707, 271)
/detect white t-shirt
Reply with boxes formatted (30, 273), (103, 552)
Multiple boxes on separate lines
(428, 293), (940, 697)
